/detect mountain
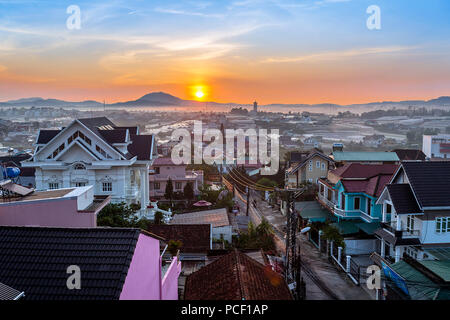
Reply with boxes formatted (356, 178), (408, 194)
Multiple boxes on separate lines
(111, 92), (184, 107)
(1, 92), (450, 109)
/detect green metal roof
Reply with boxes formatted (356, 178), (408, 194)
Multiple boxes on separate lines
(296, 201), (336, 223)
(332, 151), (400, 162)
(423, 247), (450, 260)
(389, 261), (450, 300)
(331, 220), (360, 235)
(418, 260), (450, 282)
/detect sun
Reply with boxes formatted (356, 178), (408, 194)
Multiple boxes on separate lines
(195, 90), (204, 99)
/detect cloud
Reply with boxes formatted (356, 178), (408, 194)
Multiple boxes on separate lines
(262, 46), (417, 63)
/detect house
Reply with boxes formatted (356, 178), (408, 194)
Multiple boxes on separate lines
(184, 250), (292, 300)
(146, 224), (211, 271)
(149, 157), (203, 199)
(0, 185), (110, 228)
(0, 226), (181, 300)
(22, 117), (157, 216)
(170, 208), (233, 243)
(0, 154), (35, 188)
(318, 163), (398, 226)
(331, 151), (400, 165)
(375, 161), (450, 263)
(285, 149), (334, 187)
(371, 253), (450, 300)
(423, 134), (450, 159)
(392, 149), (426, 161)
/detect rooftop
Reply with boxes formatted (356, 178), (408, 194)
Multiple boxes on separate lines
(332, 151), (400, 162)
(386, 184), (421, 214)
(184, 250), (292, 300)
(0, 226), (147, 300)
(146, 224), (211, 253)
(171, 208), (230, 228)
(402, 161), (450, 208)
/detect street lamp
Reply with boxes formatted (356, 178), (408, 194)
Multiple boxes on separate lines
(297, 226), (311, 300)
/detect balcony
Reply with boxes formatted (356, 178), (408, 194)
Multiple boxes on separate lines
(318, 193), (336, 210)
(381, 221), (420, 238)
(333, 206), (362, 219)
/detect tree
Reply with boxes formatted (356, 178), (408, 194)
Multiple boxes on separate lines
(97, 202), (150, 228)
(167, 240), (183, 256)
(154, 211), (165, 225)
(165, 178), (174, 207)
(256, 177), (278, 188)
(183, 182), (194, 203)
(321, 224), (345, 249)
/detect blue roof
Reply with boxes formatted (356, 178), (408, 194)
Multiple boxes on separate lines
(332, 151), (400, 162)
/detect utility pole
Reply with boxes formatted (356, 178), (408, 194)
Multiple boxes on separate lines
(246, 186), (250, 216)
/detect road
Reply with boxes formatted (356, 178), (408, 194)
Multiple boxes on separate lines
(234, 188), (372, 300)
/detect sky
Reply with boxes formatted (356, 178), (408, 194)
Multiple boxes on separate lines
(0, 0), (450, 105)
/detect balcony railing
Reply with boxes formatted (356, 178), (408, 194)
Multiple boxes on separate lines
(318, 193), (336, 209)
(381, 221), (420, 238)
(333, 206), (361, 218)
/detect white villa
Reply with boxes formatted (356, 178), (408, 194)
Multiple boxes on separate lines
(22, 117), (157, 215)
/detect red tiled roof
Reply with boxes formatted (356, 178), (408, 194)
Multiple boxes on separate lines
(184, 250), (292, 300)
(341, 174), (392, 197)
(332, 163), (398, 179)
(146, 224), (210, 253)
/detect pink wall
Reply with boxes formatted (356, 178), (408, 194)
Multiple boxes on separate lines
(120, 233), (162, 300)
(0, 198), (96, 227)
(161, 256), (181, 300)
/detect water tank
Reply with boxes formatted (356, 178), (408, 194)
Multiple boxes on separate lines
(2, 167), (20, 180)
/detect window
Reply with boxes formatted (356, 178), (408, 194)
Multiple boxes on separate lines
(321, 163), (326, 171)
(308, 178), (313, 183)
(316, 161), (320, 168)
(48, 183), (59, 190)
(73, 163), (86, 170)
(102, 182), (112, 192)
(48, 143), (65, 159)
(155, 167), (160, 174)
(308, 161), (313, 171)
(75, 182), (86, 187)
(436, 217), (450, 233)
(354, 197), (360, 210)
(407, 215), (415, 232)
(386, 203), (392, 214)
(96, 145), (112, 159)
(175, 182), (182, 190)
(154, 182), (160, 190)
(68, 131), (91, 146)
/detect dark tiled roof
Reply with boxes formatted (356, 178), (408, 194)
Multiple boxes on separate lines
(393, 149), (426, 161)
(146, 224), (210, 253)
(98, 129), (127, 143)
(115, 126), (138, 135)
(184, 250), (292, 300)
(0, 226), (141, 300)
(387, 184), (421, 214)
(127, 134), (153, 160)
(402, 161), (450, 208)
(36, 130), (61, 144)
(78, 117), (116, 131)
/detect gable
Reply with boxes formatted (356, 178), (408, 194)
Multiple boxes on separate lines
(56, 142), (99, 163)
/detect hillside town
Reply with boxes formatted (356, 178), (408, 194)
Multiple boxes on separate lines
(1, 107), (450, 301)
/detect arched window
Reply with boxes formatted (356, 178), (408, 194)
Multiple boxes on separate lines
(73, 163), (86, 170)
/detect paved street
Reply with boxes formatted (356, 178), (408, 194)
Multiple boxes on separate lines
(234, 189), (373, 300)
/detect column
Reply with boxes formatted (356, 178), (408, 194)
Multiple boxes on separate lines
(140, 168), (146, 212)
(382, 203), (387, 223)
(380, 239), (386, 258)
(62, 170), (70, 188)
(346, 256), (351, 273)
(395, 247), (401, 263)
(396, 216), (402, 231)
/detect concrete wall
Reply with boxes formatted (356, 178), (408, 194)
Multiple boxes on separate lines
(161, 256), (182, 300)
(0, 197), (96, 227)
(120, 233), (162, 300)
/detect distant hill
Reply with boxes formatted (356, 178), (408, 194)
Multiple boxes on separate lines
(1, 92), (450, 109)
